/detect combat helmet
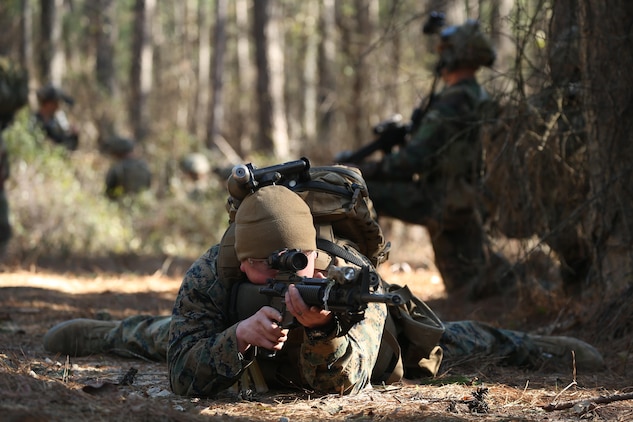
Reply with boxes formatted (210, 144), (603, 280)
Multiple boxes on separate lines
(106, 136), (135, 156)
(36, 83), (74, 106)
(180, 153), (211, 176)
(437, 19), (496, 72)
(0, 56), (28, 127)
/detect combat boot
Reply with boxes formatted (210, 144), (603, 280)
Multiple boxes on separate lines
(528, 334), (606, 371)
(43, 318), (119, 357)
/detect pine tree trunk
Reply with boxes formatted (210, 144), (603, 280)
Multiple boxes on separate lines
(579, 0), (633, 296)
(130, 0), (155, 142)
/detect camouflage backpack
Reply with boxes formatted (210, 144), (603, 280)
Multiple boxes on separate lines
(219, 158), (445, 384)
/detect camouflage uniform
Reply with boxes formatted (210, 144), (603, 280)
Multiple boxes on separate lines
(104, 302), (544, 383)
(104, 137), (152, 199)
(33, 111), (79, 150)
(365, 78), (490, 293)
(105, 157), (152, 199)
(167, 244), (387, 396)
(34, 84), (79, 151)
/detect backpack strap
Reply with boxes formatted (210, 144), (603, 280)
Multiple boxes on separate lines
(371, 311), (404, 384)
(316, 237), (368, 268)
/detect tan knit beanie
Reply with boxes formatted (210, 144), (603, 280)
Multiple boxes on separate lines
(234, 185), (316, 260)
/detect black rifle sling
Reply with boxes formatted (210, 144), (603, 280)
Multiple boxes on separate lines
(316, 238), (367, 268)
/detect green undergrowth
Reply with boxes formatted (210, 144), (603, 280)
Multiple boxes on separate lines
(2, 110), (230, 266)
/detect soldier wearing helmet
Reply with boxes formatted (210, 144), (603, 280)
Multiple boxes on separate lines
(435, 19), (496, 73)
(104, 136), (152, 200)
(355, 17), (509, 298)
(34, 83), (80, 151)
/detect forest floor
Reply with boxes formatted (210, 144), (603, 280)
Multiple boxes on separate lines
(1, 230), (632, 422)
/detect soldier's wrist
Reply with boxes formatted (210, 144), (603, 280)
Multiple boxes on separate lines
(305, 316), (339, 342)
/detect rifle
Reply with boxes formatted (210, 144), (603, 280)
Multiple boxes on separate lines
(333, 12), (446, 166)
(259, 249), (405, 330)
(227, 157), (311, 201)
(334, 115), (410, 165)
(333, 77), (442, 166)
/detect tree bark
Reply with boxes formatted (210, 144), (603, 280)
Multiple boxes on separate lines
(301, 0), (319, 146)
(95, 0), (117, 96)
(207, 0), (227, 151)
(579, 1), (633, 295)
(253, 0), (276, 153)
(0, 2), (18, 56)
(317, 0), (336, 152)
(234, 0), (253, 154)
(267, 0), (290, 159)
(130, 0), (156, 142)
(19, 0), (33, 79)
(195, 0), (211, 142)
(39, 0), (65, 84)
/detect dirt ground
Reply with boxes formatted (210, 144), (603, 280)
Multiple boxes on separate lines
(1, 235), (632, 421)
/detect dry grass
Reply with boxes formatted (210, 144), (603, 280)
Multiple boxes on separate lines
(1, 249), (632, 422)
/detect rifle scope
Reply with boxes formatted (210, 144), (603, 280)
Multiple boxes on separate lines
(267, 249), (308, 271)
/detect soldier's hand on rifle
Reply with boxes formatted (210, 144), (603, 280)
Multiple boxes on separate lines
(285, 281), (333, 329)
(235, 306), (289, 353)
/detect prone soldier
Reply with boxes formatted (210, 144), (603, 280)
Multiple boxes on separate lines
(43, 163), (605, 397)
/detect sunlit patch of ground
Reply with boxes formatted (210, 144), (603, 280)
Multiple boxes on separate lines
(1, 224), (631, 421)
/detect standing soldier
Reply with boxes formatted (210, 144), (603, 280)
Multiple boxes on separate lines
(352, 19), (508, 297)
(104, 136), (152, 200)
(0, 57), (28, 257)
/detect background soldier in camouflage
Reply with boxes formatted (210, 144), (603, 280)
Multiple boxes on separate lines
(33, 84), (79, 151)
(104, 136), (152, 200)
(43, 186), (605, 397)
(356, 20), (506, 297)
(178, 152), (212, 200)
(0, 57), (28, 257)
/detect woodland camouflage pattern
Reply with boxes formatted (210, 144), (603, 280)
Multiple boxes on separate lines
(103, 244), (546, 398)
(366, 78), (486, 218)
(364, 78), (490, 292)
(107, 271), (547, 395)
(167, 244), (387, 396)
(105, 156), (152, 199)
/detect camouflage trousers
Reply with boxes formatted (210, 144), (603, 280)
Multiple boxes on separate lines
(366, 180), (514, 295)
(106, 315), (541, 369)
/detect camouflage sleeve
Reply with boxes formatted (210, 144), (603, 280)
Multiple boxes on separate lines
(167, 244), (253, 397)
(380, 82), (479, 179)
(300, 300), (387, 394)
